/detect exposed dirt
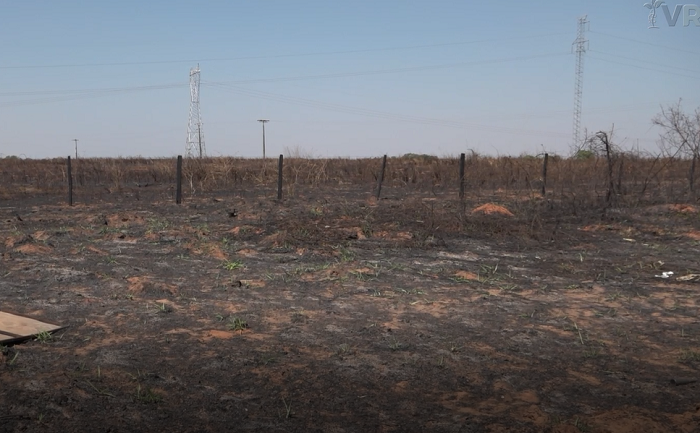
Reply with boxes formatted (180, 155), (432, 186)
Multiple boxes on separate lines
(471, 204), (515, 217)
(1, 186), (700, 432)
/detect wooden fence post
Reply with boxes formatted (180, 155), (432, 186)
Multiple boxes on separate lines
(541, 153), (549, 197)
(176, 155), (182, 204)
(459, 153), (465, 199)
(376, 155), (387, 200)
(277, 154), (284, 200)
(67, 156), (73, 206)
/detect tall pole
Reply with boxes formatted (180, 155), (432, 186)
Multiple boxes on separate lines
(73, 139), (78, 159)
(572, 15), (588, 150)
(258, 119), (269, 159)
(67, 156), (73, 206)
(176, 155), (183, 204)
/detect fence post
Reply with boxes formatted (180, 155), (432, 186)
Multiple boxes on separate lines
(459, 153), (466, 199)
(376, 155), (387, 200)
(176, 155), (182, 204)
(277, 154), (283, 200)
(541, 153), (549, 197)
(67, 156), (73, 206)
(617, 154), (624, 196)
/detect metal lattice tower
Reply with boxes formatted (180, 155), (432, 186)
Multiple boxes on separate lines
(572, 15), (588, 149)
(186, 64), (205, 158)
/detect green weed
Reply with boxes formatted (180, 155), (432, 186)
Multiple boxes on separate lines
(227, 316), (248, 332)
(35, 330), (52, 344)
(222, 260), (244, 271)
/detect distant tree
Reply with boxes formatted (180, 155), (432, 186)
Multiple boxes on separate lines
(574, 150), (595, 160)
(653, 100), (700, 195)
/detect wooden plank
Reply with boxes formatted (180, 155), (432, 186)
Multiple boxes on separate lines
(0, 311), (62, 338)
(0, 332), (16, 343)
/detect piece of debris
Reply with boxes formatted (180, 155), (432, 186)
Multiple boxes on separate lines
(0, 311), (65, 344)
(655, 271), (674, 279)
(671, 378), (697, 386)
(228, 209), (238, 218)
(677, 274), (700, 282)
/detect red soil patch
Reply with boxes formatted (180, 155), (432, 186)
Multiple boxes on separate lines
(86, 245), (108, 255)
(207, 245), (227, 260)
(4, 235), (29, 248)
(127, 276), (177, 295)
(471, 203), (514, 217)
(203, 330), (235, 340)
(684, 231), (700, 241)
(374, 230), (412, 240)
(455, 270), (479, 280)
(31, 231), (51, 241)
(669, 204), (698, 214)
(15, 244), (52, 254)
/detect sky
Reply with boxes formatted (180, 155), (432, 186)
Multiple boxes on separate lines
(0, 0), (698, 159)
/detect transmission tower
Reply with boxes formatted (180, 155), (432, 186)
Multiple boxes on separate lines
(186, 64), (205, 158)
(572, 15), (588, 150)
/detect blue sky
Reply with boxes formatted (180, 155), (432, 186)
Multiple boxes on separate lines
(0, 1), (697, 159)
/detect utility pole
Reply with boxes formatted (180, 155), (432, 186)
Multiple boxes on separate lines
(257, 119), (269, 159)
(73, 139), (78, 159)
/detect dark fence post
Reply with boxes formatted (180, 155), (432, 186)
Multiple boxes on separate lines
(376, 155), (387, 200)
(277, 154), (284, 200)
(459, 153), (466, 199)
(176, 155), (182, 204)
(541, 153), (549, 197)
(617, 154), (624, 196)
(67, 156), (73, 206)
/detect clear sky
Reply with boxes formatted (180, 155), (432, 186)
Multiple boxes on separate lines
(0, 1), (698, 159)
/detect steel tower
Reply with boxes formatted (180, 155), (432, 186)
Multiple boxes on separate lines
(572, 15), (588, 150)
(186, 65), (205, 158)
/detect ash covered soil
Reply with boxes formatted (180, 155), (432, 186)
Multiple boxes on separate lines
(1, 187), (700, 432)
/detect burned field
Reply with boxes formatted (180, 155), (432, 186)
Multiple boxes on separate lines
(1, 156), (700, 432)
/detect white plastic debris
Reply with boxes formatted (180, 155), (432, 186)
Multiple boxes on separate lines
(655, 271), (674, 279)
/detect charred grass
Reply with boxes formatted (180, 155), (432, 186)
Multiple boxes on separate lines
(0, 155), (699, 432)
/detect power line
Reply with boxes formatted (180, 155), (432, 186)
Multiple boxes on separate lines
(589, 49), (700, 76)
(0, 32), (571, 70)
(204, 52), (571, 85)
(0, 82), (187, 97)
(0, 82), (186, 97)
(285, 79), (686, 122)
(204, 82), (571, 138)
(0, 52), (570, 105)
(588, 55), (700, 81)
(0, 83), (187, 107)
(589, 30), (700, 56)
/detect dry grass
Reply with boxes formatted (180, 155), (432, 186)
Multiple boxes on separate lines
(0, 153), (696, 213)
